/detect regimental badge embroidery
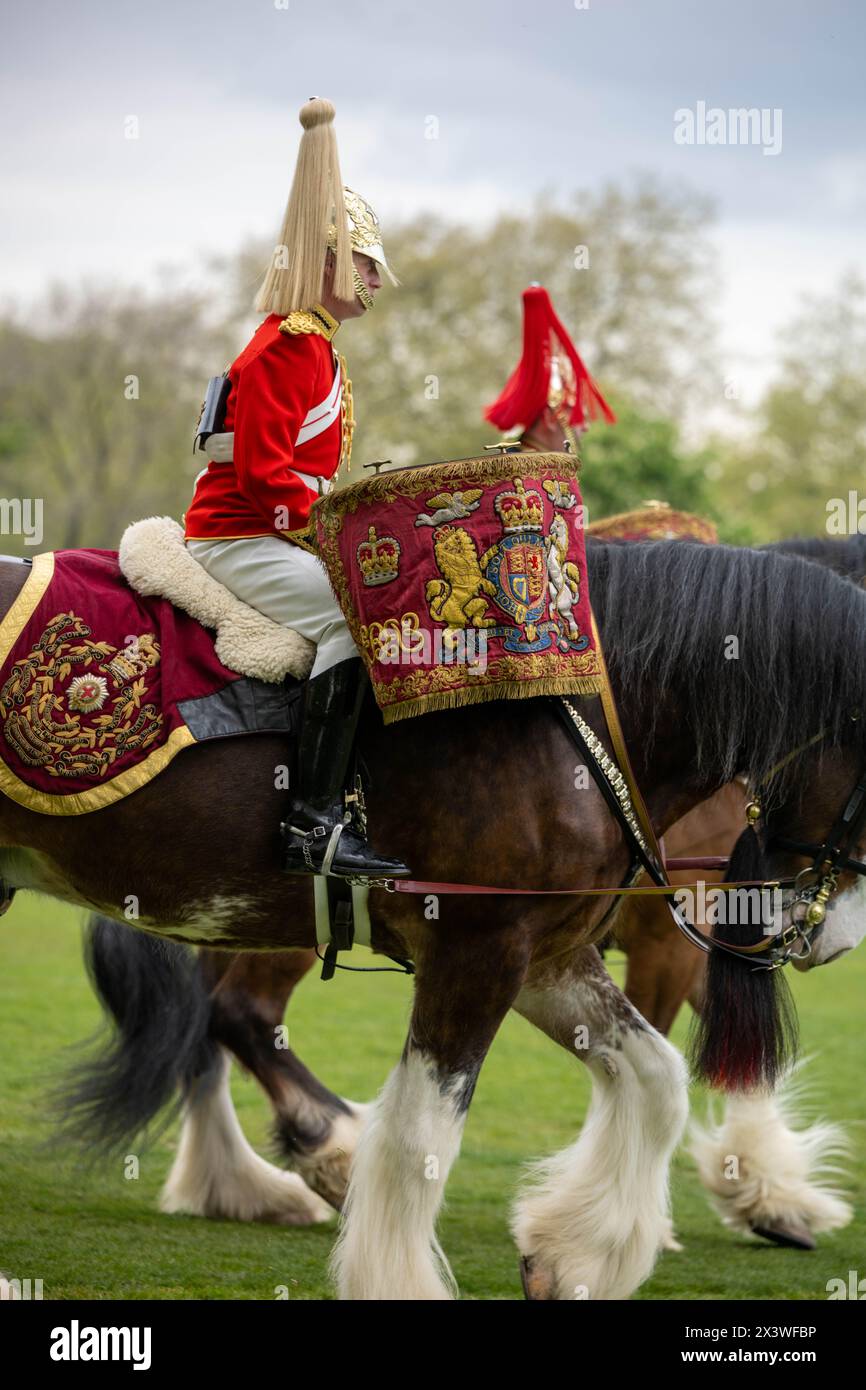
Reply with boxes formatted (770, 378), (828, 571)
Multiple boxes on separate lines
(357, 526), (401, 586)
(0, 613), (163, 777)
(67, 674), (109, 712)
(484, 530), (548, 644)
(485, 477), (548, 644)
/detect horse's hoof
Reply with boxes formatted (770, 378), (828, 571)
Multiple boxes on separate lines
(519, 1255), (554, 1300)
(750, 1220), (816, 1251)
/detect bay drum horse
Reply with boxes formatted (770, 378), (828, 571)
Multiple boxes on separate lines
(2, 540), (866, 1299)
(59, 530), (866, 1251)
(59, 536), (866, 1252)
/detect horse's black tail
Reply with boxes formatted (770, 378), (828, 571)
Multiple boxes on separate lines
(689, 826), (799, 1090)
(54, 915), (220, 1156)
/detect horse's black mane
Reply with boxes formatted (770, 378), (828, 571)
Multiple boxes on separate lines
(766, 533), (866, 581)
(587, 539), (866, 791)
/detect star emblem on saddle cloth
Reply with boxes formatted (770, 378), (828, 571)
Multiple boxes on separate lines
(67, 674), (109, 713)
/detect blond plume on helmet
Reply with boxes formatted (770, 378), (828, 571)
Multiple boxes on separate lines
(254, 97), (354, 315)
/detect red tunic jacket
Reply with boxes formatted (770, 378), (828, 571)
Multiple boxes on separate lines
(184, 309), (345, 544)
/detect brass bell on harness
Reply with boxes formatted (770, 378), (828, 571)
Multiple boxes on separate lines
(745, 800), (762, 825)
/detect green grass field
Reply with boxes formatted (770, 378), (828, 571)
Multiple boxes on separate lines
(1, 895), (863, 1301)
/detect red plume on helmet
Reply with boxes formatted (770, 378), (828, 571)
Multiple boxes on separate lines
(484, 285), (616, 432)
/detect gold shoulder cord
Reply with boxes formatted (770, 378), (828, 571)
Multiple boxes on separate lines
(338, 351), (354, 476)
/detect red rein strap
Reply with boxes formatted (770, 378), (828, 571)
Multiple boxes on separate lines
(392, 873), (761, 899)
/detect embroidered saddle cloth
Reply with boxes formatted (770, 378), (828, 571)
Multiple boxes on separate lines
(315, 451), (604, 723)
(0, 549), (297, 815)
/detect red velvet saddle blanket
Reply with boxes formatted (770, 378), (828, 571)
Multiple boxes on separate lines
(0, 550), (294, 815)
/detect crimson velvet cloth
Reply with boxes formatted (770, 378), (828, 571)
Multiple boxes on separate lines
(0, 550), (243, 812)
(315, 459), (604, 724)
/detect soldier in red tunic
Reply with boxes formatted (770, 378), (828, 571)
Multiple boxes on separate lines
(185, 97), (409, 882)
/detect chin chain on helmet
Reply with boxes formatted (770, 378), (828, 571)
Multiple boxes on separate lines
(353, 267), (374, 310)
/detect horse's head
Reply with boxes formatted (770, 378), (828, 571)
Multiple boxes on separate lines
(799, 871), (866, 968)
(761, 740), (866, 971)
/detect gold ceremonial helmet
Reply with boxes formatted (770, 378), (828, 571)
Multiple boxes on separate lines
(329, 188), (392, 277)
(327, 187), (396, 310)
(254, 100), (394, 317)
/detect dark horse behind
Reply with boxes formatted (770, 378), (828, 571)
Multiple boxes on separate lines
(1, 540), (865, 1298)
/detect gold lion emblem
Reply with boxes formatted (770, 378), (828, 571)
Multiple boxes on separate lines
(425, 526), (497, 629)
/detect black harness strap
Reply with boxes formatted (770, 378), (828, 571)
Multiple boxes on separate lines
(769, 773), (866, 878)
(553, 700), (811, 973)
(549, 697), (781, 967)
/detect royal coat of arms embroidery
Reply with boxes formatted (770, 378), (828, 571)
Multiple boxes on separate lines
(421, 478), (590, 654)
(315, 452), (603, 722)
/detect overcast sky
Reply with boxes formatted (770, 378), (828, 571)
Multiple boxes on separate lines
(2, 0), (864, 405)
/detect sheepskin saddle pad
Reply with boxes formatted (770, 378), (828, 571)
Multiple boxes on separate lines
(120, 516), (314, 683)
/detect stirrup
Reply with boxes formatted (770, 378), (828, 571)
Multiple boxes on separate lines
(284, 819), (346, 875)
(282, 813), (411, 881)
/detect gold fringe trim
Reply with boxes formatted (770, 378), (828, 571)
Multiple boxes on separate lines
(0, 551), (55, 667)
(0, 723), (197, 815)
(380, 674), (604, 724)
(317, 451), (577, 520)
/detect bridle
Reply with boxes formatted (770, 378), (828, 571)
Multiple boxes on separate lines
(376, 707), (866, 975)
(549, 703), (866, 971)
(758, 762), (866, 965)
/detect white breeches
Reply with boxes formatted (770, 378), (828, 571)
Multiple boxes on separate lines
(186, 535), (356, 679)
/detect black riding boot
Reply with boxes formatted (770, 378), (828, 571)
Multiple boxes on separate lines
(282, 657), (411, 879)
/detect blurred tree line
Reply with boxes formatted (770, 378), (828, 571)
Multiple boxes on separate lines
(705, 272), (866, 538)
(0, 178), (862, 555)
